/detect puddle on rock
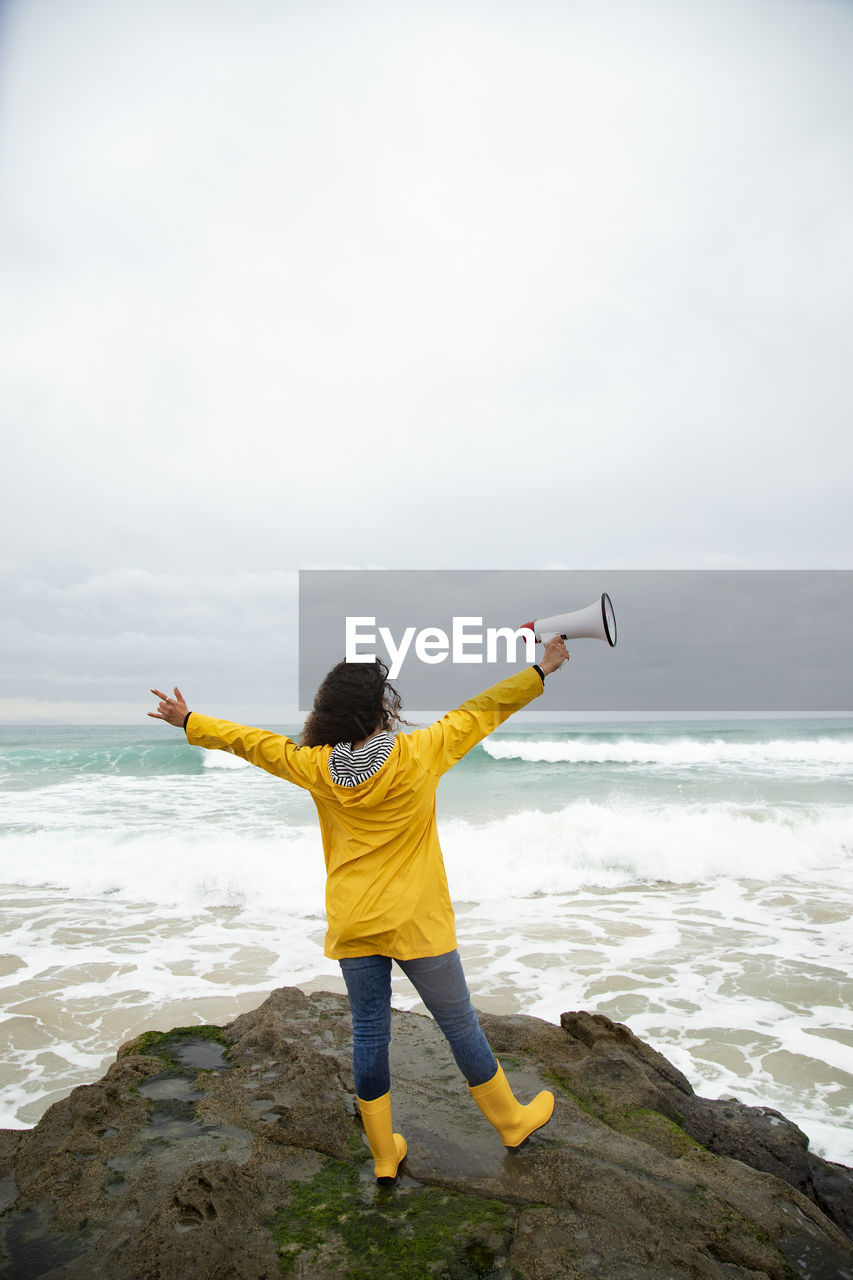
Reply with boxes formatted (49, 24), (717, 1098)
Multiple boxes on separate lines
(0, 1206), (87, 1280)
(107, 1034), (253, 1174)
(136, 1069), (248, 1148)
(169, 1036), (229, 1072)
(138, 1076), (205, 1104)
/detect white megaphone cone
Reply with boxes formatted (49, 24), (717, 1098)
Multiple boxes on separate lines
(521, 593), (617, 646)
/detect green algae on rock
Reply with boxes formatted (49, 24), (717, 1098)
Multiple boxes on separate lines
(269, 1157), (513, 1279)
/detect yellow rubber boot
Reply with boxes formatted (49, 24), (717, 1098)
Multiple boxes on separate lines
(357, 1092), (407, 1182)
(469, 1063), (554, 1149)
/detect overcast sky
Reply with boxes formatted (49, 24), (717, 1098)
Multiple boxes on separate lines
(1, 0), (852, 722)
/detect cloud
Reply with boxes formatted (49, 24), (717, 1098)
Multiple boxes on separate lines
(0, 569), (299, 720)
(1, 0), (852, 716)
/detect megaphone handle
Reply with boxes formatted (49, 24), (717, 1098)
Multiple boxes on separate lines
(540, 635), (570, 675)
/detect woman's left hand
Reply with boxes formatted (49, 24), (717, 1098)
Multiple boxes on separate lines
(148, 686), (189, 727)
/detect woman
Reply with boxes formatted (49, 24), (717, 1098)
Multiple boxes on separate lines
(149, 635), (569, 1182)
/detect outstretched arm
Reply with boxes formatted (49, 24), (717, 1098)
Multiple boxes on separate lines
(147, 686), (325, 791)
(412, 636), (570, 775)
(148, 687), (190, 728)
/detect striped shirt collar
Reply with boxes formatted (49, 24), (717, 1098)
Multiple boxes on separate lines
(328, 731), (396, 788)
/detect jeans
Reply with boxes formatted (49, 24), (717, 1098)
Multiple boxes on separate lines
(339, 950), (498, 1101)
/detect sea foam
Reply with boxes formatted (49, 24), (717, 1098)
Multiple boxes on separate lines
(2, 800), (850, 911)
(484, 735), (853, 770)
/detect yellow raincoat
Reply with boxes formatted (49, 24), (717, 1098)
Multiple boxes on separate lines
(185, 666), (544, 959)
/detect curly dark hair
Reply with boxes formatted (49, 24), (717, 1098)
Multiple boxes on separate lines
(300, 658), (409, 747)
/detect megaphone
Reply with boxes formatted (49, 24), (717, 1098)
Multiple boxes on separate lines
(521, 593), (617, 647)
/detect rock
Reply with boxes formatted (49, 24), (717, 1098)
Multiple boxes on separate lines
(551, 1010), (853, 1236)
(0, 988), (850, 1279)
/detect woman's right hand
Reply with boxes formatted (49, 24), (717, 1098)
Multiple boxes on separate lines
(540, 637), (570, 675)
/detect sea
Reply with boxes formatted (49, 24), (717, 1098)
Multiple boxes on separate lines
(1, 716), (852, 1165)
